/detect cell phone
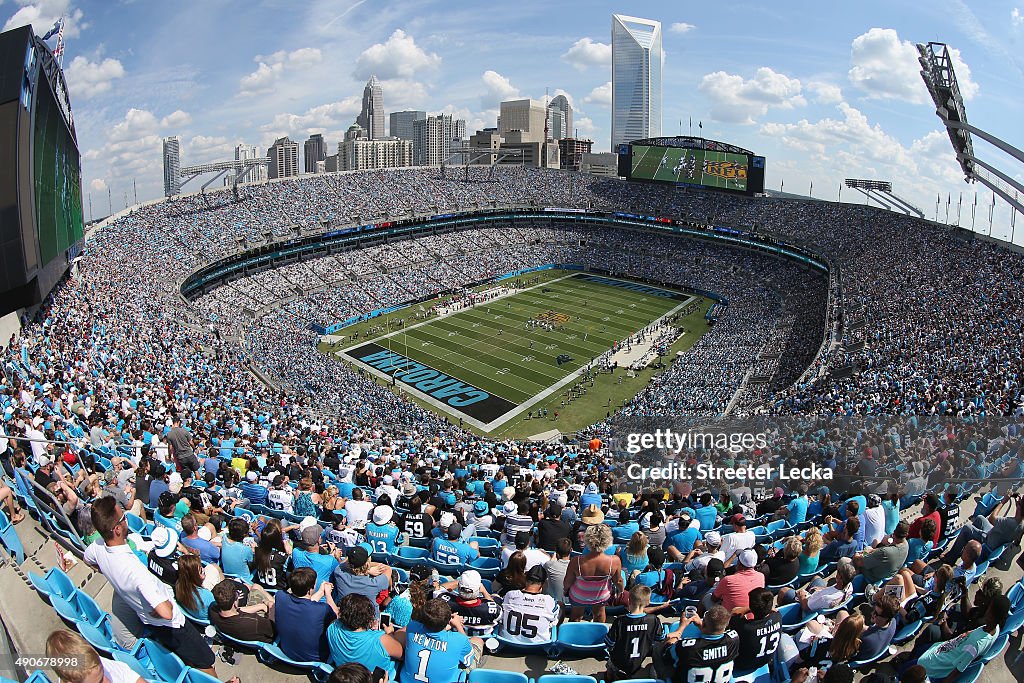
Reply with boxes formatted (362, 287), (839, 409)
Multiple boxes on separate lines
(807, 667), (817, 679)
(379, 613), (392, 629)
(371, 667), (387, 683)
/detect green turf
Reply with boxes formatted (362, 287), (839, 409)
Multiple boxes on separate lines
(347, 274), (685, 403)
(323, 270), (711, 434)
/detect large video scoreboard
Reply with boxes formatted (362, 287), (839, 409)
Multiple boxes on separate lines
(0, 25), (83, 316)
(617, 136), (765, 196)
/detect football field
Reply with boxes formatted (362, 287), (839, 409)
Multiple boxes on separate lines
(631, 144), (748, 191)
(335, 272), (699, 431)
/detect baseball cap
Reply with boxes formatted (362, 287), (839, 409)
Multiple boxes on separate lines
(37, 455), (52, 467)
(457, 570), (482, 596)
(168, 472), (183, 494)
(150, 526), (178, 558)
(300, 524), (324, 547)
(502, 486), (516, 500)
(731, 513), (747, 526)
(402, 481), (417, 496)
(585, 482), (599, 494)
(246, 471), (258, 482)
(738, 548), (759, 568)
(439, 511), (456, 529)
(372, 506), (394, 526)
(473, 500), (489, 515)
(448, 522), (464, 539)
(298, 516), (318, 531)
(704, 531), (722, 547)
(348, 545), (369, 568)
(526, 564), (548, 584)
(773, 487), (785, 498)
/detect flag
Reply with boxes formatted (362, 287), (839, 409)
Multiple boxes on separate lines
(53, 22), (65, 59)
(947, 193), (950, 205)
(974, 192), (977, 206)
(698, 121), (703, 130)
(41, 19), (61, 41)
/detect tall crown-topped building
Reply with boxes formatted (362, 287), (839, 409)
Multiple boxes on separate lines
(357, 75), (385, 140)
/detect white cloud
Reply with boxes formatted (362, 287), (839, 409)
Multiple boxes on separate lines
(807, 81), (843, 104)
(847, 28), (977, 103)
(583, 81), (611, 107)
(561, 38), (611, 71)
(160, 110), (191, 128)
(108, 108), (159, 142)
(354, 29), (440, 80)
(670, 22), (695, 34)
(239, 47), (324, 96)
(480, 70), (520, 108)
(574, 116), (596, 135)
(759, 103), (968, 213)
(89, 178), (106, 192)
(699, 67), (805, 124)
(64, 55), (124, 99)
(1013, 8), (1023, 26)
(261, 97), (362, 140)
(377, 78), (430, 109)
(3, 0), (86, 38)
(186, 135), (234, 163)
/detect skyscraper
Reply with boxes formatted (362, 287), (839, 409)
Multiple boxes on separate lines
(546, 108), (566, 141)
(162, 136), (180, 197)
(389, 110), (426, 141)
(498, 99), (548, 143)
(548, 94), (573, 139)
(235, 144), (267, 183)
(304, 134), (326, 174)
(611, 14), (662, 150)
(266, 137), (299, 179)
(340, 137), (413, 171)
(412, 114), (466, 166)
(357, 75), (385, 140)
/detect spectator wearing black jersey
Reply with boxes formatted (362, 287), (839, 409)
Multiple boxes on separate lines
(605, 585), (664, 682)
(729, 587), (782, 675)
(438, 570), (501, 636)
(658, 605), (739, 683)
(401, 496), (434, 548)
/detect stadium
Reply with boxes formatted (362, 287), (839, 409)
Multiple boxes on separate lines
(2, 11), (1024, 683)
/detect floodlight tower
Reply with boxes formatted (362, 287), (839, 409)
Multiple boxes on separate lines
(918, 42), (1024, 219)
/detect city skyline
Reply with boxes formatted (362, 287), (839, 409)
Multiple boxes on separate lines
(3, 0), (1023, 240)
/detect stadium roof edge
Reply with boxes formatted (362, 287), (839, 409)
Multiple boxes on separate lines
(627, 136), (755, 156)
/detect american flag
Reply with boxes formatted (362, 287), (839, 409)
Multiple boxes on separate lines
(52, 18), (65, 64)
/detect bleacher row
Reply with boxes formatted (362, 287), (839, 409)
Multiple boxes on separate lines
(2, 444), (1023, 683)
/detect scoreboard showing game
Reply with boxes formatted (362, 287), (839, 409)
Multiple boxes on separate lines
(0, 25), (83, 315)
(619, 136), (765, 196)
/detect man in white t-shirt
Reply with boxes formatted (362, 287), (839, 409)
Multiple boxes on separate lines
(500, 531), (551, 569)
(344, 487), (374, 528)
(83, 497), (219, 676)
(499, 565), (560, 644)
(863, 494), (887, 547)
(719, 513), (756, 564)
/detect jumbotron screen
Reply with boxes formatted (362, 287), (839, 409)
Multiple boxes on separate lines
(630, 144), (749, 192)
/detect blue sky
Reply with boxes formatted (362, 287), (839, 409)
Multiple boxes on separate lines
(4, 0), (1024, 242)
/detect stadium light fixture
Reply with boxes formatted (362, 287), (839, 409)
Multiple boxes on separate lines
(918, 42), (1024, 217)
(843, 179), (922, 217)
